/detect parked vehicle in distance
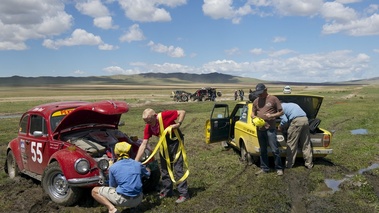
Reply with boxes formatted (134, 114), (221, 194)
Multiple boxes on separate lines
(191, 87), (221, 101)
(170, 90), (192, 102)
(4, 100), (160, 206)
(205, 94), (333, 165)
(283, 85), (292, 94)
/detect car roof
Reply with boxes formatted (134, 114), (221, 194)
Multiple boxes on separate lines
(27, 101), (91, 117)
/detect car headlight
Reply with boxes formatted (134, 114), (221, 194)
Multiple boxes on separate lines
(98, 159), (109, 171)
(75, 158), (90, 174)
(140, 149), (152, 162)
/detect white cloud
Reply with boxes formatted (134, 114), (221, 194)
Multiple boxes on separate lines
(42, 29), (116, 50)
(94, 16), (117, 30)
(198, 50), (371, 82)
(0, 0), (72, 50)
(250, 48), (264, 55)
(322, 13), (379, 36)
(268, 49), (295, 57)
(272, 36), (286, 43)
(225, 47), (241, 55)
(120, 24), (146, 42)
(321, 2), (358, 23)
(73, 70), (86, 75)
(202, 0), (253, 24)
(118, 0), (187, 22)
(147, 41), (185, 58)
(273, 0), (323, 16)
(103, 66), (140, 75)
(75, 0), (117, 29)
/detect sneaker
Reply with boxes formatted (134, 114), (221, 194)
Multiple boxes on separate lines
(159, 193), (172, 199)
(255, 169), (268, 175)
(305, 164), (314, 169)
(277, 169), (283, 176)
(175, 196), (189, 204)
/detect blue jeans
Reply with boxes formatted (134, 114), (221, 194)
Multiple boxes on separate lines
(257, 129), (283, 171)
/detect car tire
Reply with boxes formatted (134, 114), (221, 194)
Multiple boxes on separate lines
(240, 142), (254, 166)
(6, 151), (20, 179)
(221, 141), (231, 150)
(181, 95), (188, 102)
(42, 161), (82, 206)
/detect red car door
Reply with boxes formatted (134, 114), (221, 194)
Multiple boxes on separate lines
(25, 114), (49, 175)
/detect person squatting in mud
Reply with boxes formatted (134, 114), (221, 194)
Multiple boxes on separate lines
(92, 142), (150, 213)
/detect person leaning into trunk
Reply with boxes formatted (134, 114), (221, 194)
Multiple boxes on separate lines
(252, 83), (284, 176)
(136, 108), (190, 204)
(278, 102), (314, 169)
(91, 142), (150, 213)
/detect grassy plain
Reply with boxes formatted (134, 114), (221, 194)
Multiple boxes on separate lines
(0, 83), (378, 213)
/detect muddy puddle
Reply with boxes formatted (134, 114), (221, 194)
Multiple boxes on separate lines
(324, 163), (379, 193)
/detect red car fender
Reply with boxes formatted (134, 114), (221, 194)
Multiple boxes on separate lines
(7, 139), (25, 172)
(48, 147), (100, 179)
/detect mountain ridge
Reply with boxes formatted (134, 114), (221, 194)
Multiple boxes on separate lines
(0, 73), (377, 86)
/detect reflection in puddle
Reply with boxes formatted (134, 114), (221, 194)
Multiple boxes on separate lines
(359, 163), (379, 174)
(324, 163), (379, 193)
(351, 128), (368, 135)
(324, 178), (347, 192)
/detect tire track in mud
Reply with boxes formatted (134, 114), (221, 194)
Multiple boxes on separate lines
(284, 169), (311, 213)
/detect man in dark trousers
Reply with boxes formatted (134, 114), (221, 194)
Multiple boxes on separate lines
(136, 108), (190, 204)
(252, 83), (284, 176)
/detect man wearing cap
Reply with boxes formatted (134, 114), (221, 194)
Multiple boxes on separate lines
(252, 83), (284, 176)
(92, 142), (150, 213)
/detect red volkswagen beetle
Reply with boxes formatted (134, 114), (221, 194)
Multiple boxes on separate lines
(5, 100), (160, 206)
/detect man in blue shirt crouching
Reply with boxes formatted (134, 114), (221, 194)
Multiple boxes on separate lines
(92, 142), (150, 213)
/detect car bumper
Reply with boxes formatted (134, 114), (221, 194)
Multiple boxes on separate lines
(67, 176), (103, 187)
(254, 147), (333, 155)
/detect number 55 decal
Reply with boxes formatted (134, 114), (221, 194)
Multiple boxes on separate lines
(31, 142), (43, 163)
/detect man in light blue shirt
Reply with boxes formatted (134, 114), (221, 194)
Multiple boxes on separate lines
(278, 102), (313, 169)
(92, 142), (150, 213)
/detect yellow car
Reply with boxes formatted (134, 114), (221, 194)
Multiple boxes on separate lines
(205, 94), (333, 165)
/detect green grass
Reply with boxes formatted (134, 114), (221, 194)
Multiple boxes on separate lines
(0, 83), (378, 212)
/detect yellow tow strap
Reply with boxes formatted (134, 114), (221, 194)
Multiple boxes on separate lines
(142, 113), (189, 184)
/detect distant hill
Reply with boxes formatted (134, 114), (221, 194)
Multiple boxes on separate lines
(0, 73), (245, 86)
(0, 73), (377, 86)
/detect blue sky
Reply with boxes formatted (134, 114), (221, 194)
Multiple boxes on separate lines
(1, 0), (378, 83)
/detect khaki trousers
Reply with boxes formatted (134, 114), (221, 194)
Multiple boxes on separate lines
(285, 117), (313, 168)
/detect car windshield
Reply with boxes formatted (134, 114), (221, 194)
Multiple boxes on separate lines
(50, 108), (76, 131)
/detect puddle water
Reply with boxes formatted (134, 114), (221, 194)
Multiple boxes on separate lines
(351, 128), (368, 135)
(324, 163), (379, 193)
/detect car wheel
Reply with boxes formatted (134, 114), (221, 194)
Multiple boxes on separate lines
(181, 95), (188, 102)
(201, 96), (206, 101)
(221, 141), (231, 150)
(42, 161), (82, 206)
(240, 142), (253, 166)
(6, 151), (20, 179)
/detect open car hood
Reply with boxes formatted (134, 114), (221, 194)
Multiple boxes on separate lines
(54, 100), (129, 134)
(275, 94), (323, 119)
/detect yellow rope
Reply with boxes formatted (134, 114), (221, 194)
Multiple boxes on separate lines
(141, 113), (189, 184)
